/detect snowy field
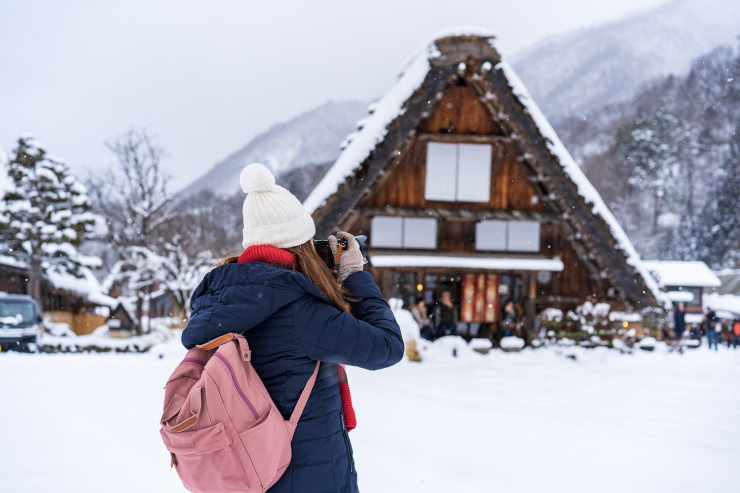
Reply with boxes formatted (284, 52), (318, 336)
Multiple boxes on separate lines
(1, 337), (739, 493)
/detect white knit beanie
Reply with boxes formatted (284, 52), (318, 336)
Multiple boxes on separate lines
(239, 163), (316, 249)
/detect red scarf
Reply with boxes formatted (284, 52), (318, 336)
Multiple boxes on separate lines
(238, 244), (356, 431)
(238, 244), (297, 269)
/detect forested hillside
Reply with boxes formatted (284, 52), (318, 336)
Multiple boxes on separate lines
(556, 45), (739, 268)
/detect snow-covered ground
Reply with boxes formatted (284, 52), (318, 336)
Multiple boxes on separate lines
(1, 337), (739, 492)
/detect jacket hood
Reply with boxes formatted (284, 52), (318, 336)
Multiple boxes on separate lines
(182, 262), (329, 348)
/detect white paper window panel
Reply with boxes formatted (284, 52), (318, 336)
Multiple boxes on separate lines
(456, 143), (491, 202)
(371, 217), (403, 248)
(475, 220), (507, 251)
(507, 221), (540, 252)
(403, 218), (437, 249)
(424, 142), (457, 201)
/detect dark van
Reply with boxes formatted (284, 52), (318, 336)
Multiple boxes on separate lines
(0, 293), (44, 352)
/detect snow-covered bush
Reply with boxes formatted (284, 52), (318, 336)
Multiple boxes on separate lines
(574, 301), (612, 334)
(639, 307), (670, 338)
(500, 336), (525, 351)
(388, 298), (420, 343)
(638, 337), (657, 351)
(419, 336), (477, 362)
(539, 308), (563, 333)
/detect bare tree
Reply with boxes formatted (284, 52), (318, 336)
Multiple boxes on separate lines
(89, 128), (174, 332)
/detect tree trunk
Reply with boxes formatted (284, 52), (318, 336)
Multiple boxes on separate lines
(135, 296), (144, 336)
(29, 257), (43, 310)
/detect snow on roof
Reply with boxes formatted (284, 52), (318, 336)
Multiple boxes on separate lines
(666, 290), (695, 302)
(703, 293), (740, 317)
(495, 61), (666, 307)
(371, 255), (564, 271)
(609, 311), (642, 322)
(44, 267), (115, 305)
(642, 260), (721, 288)
(685, 313), (704, 324)
(0, 254), (26, 269)
(303, 35), (440, 215)
(1, 254), (114, 307)
(303, 30), (666, 308)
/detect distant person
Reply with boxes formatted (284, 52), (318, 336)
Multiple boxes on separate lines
(433, 290), (458, 337)
(411, 297), (435, 341)
(733, 318), (740, 349)
(673, 303), (686, 340)
(501, 299), (518, 338)
(703, 306), (718, 351)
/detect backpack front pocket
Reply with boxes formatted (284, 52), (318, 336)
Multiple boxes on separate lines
(239, 406), (293, 489)
(161, 422), (250, 493)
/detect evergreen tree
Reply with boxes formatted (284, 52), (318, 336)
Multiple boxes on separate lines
(573, 45), (739, 264)
(692, 127), (740, 267)
(0, 136), (98, 306)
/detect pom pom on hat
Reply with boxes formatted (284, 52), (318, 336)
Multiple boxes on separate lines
(240, 163), (276, 193)
(239, 163), (315, 249)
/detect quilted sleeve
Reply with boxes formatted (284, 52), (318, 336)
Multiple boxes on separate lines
(293, 271), (404, 370)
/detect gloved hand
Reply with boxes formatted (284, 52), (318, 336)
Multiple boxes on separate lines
(328, 231), (364, 284)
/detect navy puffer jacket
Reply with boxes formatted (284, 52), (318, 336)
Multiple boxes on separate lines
(181, 262), (404, 492)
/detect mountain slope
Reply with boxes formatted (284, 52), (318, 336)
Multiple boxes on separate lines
(180, 100), (367, 198)
(511, 0), (740, 120)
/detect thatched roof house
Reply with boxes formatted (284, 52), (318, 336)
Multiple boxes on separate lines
(305, 30), (662, 321)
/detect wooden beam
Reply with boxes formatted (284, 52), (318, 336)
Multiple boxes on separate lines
(417, 133), (512, 143)
(362, 206), (558, 222)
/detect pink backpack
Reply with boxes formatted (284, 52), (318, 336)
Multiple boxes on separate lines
(160, 333), (319, 493)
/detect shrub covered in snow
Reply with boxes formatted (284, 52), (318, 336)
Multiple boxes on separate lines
(388, 298), (420, 343)
(639, 306), (670, 338)
(539, 308), (564, 334)
(40, 319), (173, 353)
(500, 336), (525, 351)
(638, 336), (657, 351)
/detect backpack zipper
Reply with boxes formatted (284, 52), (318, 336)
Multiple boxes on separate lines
(182, 358), (207, 366)
(214, 352), (260, 420)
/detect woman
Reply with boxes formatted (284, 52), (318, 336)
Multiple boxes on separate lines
(181, 163), (404, 492)
(433, 290), (458, 337)
(411, 297), (435, 340)
(501, 299), (518, 338)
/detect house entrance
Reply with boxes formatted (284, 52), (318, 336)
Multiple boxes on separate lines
(389, 270), (524, 334)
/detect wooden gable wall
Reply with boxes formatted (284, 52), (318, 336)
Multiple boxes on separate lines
(343, 83), (600, 303)
(364, 85), (545, 213)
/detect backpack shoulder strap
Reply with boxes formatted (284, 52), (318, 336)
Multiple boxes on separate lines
(289, 362), (321, 425)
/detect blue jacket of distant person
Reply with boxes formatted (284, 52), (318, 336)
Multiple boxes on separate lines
(673, 308), (686, 336)
(181, 261), (404, 493)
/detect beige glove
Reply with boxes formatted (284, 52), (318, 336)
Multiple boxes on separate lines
(328, 231), (364, 284)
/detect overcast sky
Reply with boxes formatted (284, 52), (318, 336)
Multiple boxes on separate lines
(0, 0), (667, 191)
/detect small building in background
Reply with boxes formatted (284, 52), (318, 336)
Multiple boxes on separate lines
(149, 289), (177, 319)
(108, 303), (137, 338)
(642, 260), (721, 326)
(1, 255), (114, 335)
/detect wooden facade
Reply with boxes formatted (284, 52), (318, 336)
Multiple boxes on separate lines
(308, 34), (659, 330)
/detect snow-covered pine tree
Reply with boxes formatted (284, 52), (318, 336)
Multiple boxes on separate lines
(0, 136), (98, 306)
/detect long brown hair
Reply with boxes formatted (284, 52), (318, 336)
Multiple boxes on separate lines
(217, 241), (350, 313)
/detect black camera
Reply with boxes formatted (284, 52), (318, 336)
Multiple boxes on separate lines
(314, 235), (368, 271)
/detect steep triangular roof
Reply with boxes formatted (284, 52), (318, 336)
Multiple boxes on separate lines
(304, 30), (664, 310)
